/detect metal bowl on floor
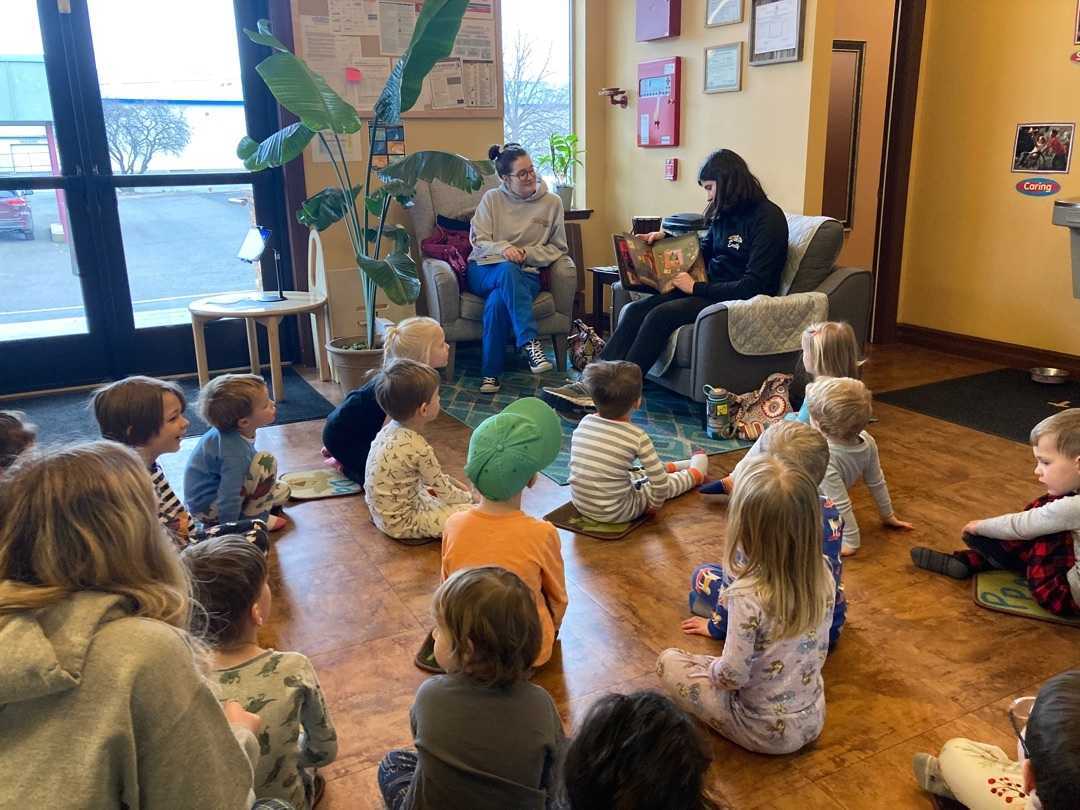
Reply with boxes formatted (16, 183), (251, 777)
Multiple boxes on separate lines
(1030, 367), (1071, 384)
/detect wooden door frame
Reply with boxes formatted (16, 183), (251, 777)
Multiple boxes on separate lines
(869, 0), (927, 344)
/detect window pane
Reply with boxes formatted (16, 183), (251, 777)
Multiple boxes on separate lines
(87, 0), (247, 175)
(118, 185), (263, 329)
(501, 0), (571, 186)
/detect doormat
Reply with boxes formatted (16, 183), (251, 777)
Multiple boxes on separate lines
(280, 468), (362, 500)
(543, 500), (649, 541)
(973, 570), (1080, 628)
(876, 368), (1080, 445)
(440, 346), (749, 486)
(4, 367), (335, 445)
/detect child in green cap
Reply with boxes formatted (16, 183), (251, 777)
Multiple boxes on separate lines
(441, 397), (568, 668)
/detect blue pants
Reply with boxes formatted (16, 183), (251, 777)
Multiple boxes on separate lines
(378, 749), (418, 810)
(467, 260), (541, 377)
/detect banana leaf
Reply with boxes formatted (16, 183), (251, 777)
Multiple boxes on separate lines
(358, 251), (420, 305)
(236, 122), (316, 170)
(376, 152), (494, 198)
(255, 52), (362, 134)
(297, 185), (363, 231)
(398, 0), (470, 114)
(243, 19), (289, 53)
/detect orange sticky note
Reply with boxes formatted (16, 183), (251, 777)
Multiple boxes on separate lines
(345, 67), (363, 82)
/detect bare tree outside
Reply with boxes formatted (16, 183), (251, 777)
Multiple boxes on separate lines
(102, 101), (192, 175)
(502, 31), (570, 168)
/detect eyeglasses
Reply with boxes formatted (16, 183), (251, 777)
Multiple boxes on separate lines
(1008, 696), (1036, 758)
(511, 166), (537, 181)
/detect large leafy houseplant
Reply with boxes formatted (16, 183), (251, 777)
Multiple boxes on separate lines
(237, 2), (494, 348)
(536, 133), (584, 188)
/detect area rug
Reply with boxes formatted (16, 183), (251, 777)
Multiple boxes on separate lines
(544, 500), (649, 540)
(973, 570), (1080, 627)
(280, 468), (362, 500)
(440, 346), (749, 486)
(5, 367), (335, 445)
(876, 368), (1080, 445)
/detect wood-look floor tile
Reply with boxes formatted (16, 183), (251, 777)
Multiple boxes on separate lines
(319, 764), (385, 810)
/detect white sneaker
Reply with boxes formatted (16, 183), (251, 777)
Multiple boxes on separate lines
(524, 339), (553, 374)
(479, 377), (501, 393)
(542, 380), (594, 408)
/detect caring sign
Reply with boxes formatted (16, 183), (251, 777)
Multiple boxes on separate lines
(1015, 177), (1062, 196)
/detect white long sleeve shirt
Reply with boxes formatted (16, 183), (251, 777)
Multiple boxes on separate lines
(819, 431), (893, 551)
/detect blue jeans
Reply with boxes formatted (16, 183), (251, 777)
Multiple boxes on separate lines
(466, 259), (541, 377)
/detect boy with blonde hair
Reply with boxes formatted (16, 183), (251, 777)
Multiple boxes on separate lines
(184, 373), (291, 531)
(364, 359), (473, 542)
(441, 397), (568, 668)
(806, 376), (911, 556)
(684, 420), (847, 649)
(912, 408), (1080, 616)
(568, 360), (708, 524)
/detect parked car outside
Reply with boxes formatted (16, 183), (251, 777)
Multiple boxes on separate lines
(0, 191), (34, 240)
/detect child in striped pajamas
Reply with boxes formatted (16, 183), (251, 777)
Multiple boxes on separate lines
(569, 361), (708, 524)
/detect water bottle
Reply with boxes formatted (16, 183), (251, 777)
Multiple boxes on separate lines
(703, 385), (736, 439)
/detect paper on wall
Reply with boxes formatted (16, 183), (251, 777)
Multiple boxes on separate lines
(379, 1), (418, 56)
(452, 19), (495, 61)
(753, 0), (799, 54)
(299, 15), (346, 95)
(346, 56), (393, 111)
(428, 59), (466, 109)
(329, 0), (380, 36)
(464, 1), (494, 18)
(312, 132), (362, 163)
(462, 60), (496, 108)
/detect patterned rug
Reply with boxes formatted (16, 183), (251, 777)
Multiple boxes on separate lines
(440, 346), (749, 486)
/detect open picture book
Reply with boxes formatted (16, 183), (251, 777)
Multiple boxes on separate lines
(611, 232), (707, 294)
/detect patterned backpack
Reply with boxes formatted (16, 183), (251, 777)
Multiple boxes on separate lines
(568, 319), (605, 371)
(706, 373), (793, 441)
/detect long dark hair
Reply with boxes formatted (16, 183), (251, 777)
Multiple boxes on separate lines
(489, 143), (529, 178)
(698, 149), (766, 220)
(559, 691), (721, 810)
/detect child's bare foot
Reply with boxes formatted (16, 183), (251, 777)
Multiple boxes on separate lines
(267, 514), (289, 532)
(883, 514), (914, 530)
(840, 545), (858, 557)
(320, 446), (331, 458)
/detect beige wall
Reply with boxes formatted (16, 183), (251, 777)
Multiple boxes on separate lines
(898, 0), (1080, 354)
(832, 0), (894, 269)
(590, 0), (836, 249)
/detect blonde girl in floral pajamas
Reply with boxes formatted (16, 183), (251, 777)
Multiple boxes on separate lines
(657, 454), (836, 755)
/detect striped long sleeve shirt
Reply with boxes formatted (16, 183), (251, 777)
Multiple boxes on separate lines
(569, 413), (672, 521)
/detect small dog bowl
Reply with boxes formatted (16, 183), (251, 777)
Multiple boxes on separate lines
(1030, 367), (1071, 384)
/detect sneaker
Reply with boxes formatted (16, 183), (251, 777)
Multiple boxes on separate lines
(479, 376), (501, 393)
(524, 339), (553, 374)
(542, 380), (594, 408)
(910, 546), (972, 579)
(414, 629), (446, 674)
(912, 753), (956, 800)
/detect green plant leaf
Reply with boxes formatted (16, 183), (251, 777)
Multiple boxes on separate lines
(358, 251), (420, 305)
(373, 57), (406, 124)
(236, 122), (315, 170)
(296, 184), (364, 231)
(363, 195), (384, 218)
(398, 0), (470, 113)
(256, 52), (362, 134)
(244, 19), (290, 53)
(376, 151), (494, 198)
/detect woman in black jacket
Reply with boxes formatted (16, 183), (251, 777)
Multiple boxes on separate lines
(546, 150), (788, 406)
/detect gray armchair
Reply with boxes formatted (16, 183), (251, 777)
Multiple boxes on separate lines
(405, 177), (576, 379)
(611, 214), (872, 403)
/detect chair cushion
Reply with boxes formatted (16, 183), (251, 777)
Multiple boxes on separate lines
(460, 291), (556, 322)
(786, 216), (843, 294)
(430, 176), (500, 220)
(674, 323), (695, 367)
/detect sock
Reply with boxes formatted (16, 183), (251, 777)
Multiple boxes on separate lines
(666, 459), (692, 473)
(689, 452), (709, 479)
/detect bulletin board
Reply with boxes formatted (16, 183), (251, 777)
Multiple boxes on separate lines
(294, 0), (504, 120)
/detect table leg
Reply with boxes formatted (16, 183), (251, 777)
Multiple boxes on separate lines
(245, 318), (260, 374)
(261, 315), (285, 403)
(312, 308), (331, 382)
(191, 315), (210, 387)
(592, 274), (604, 333)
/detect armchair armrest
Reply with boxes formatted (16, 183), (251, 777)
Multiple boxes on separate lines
(547, 255), (577, 319)
(420, 258), (461, 324)
(814, 266), (872, 345)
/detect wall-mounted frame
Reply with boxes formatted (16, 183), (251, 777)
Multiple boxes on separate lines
(704, 42), (743, 93)
(1011, 122), (1074, 174)
(749, 0), (805, 66)
(821, 41), (865, 228)
(706, 0), (743, 27)
(1074, 0), (1080, 45)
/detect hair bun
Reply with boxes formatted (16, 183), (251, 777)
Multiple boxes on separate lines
(487, 145), (501, 161)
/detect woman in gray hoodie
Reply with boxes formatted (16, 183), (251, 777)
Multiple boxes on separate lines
(0, 441), (279, 810)
(467, 143), (569, 393)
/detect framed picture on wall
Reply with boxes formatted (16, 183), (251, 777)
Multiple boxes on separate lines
(749, 0), (805, 66)
(1011, 122), (1074, 173)
(1074, 0), (1080, 44)
(706, 0), (743, 27)
(704, 42), (743, 93)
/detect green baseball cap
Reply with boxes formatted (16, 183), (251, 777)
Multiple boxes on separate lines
(465, 397), (562, 501)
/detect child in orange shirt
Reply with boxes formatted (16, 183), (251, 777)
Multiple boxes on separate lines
(438, 397), (568, 669)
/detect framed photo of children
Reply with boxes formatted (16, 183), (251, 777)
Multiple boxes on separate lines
(704, 43), (743, 93)
(1011, 122), (1074, 174)
(1075, 0), (1080, 45)
(749, 0), (804, 66)
(707, 0), (743, 27)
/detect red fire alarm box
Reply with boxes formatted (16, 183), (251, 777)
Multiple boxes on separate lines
(636, 0), (681, 42)
(638, 57), (681, 148)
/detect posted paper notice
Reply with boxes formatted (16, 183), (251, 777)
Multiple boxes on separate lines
(379, 1), (418, 56)
(329, 0), (379, 36)
(754, 0), (798, 54)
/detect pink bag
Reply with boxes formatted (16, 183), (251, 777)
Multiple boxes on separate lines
(421, 225), (472, 291)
